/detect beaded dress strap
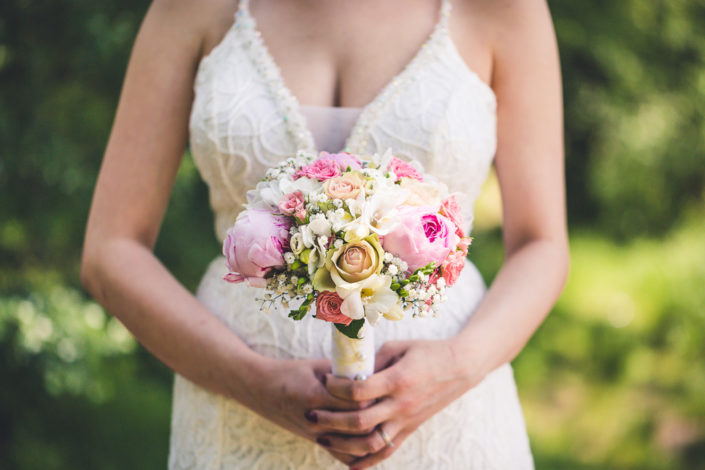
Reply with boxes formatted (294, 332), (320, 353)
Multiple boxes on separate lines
(439, 0), (452, 30)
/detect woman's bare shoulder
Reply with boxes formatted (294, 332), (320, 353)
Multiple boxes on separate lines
(465, 0), (554, 47)
(146, 0), (239, 62)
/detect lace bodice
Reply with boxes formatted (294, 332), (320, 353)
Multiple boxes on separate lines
(188, 0), (497, 243)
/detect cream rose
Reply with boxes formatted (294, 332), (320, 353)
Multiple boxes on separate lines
(324, 172), (365, 200)
(312, 235), (391, 320)
(400, 178), (444, 207)
(329, 238), (382, 284)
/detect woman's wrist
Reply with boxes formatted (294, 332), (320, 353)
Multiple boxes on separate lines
(447, 324), (497, 388)
(219, 343), (274, 404)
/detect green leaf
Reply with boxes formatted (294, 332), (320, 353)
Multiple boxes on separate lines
(289, 308), (307, 320)
(334, 319), (366, 339)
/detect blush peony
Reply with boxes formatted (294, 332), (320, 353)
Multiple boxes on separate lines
(381, 206), (460, 271)
(222, 210), (290, 287)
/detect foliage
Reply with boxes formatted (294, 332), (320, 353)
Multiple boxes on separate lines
(1, 0), (704, 468)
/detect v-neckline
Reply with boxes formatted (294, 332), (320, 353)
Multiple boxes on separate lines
(236, 0), (451, 154)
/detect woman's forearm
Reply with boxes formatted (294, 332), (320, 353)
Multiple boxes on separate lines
(450, 237), (570, 381)
(81, 237), (266, 404)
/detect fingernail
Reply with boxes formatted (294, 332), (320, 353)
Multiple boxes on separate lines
(304, 411), (317, 423)
(316, 437), (331, 447)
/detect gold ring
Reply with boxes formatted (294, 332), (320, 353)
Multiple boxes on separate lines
(377, 426), (394, 448)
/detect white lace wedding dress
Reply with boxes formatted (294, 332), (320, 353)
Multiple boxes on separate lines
(168, 0), (534, 468)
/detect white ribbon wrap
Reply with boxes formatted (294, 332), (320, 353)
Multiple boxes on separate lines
(331, 321), (375, 380)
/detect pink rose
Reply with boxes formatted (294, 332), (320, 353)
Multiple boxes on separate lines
(294, 158), (341, 181)
(222, 210), (290, 287)
(318, 152), (363, 172)
(315, 291), (353, 326)
(440, 195), (464, 237)
(388, 156), (423, 182)
(441, 250), (466, 286)
(457, 237), (472, 256)
(278, 191), (306, 220)
(381, 206), (460, 271)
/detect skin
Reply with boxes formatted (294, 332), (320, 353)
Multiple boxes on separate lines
(81, 0), (568, 468)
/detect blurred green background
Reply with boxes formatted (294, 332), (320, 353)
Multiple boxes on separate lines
(1, 0), (704, 468)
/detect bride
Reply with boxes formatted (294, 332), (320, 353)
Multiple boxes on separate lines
(81, 0), (568, 468)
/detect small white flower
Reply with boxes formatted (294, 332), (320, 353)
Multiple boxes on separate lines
(302, 284), (313, 294)
(333, 239), (344, 249)
(333, 198), (343, 208)
(300, 225), (315, 247)
(277, 273), (286, 282)
(437, 278), (446, 288)
(284, 252), (296, 264)
(387, 265), (398, 276)
(399, 261), (409, 272)
(290, 275), (298, 284)
(318, 235), (329, 247)
(383, 252), (394, 262)
(308, 214), (332, 236)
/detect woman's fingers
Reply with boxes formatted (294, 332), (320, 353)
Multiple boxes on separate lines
(312, 399), (396, 433)
(325, 449), (357, 466)
(325, 367), (403, 402)
(347, 427), (410, 469)
(317, 421), (403, 457)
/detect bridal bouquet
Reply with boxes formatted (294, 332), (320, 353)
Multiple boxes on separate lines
(222, 149), (471, 379)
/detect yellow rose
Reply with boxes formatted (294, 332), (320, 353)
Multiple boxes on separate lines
(324, 172), (365, 200)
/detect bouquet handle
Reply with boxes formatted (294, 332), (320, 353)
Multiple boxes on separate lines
(330, 321), (375, 380)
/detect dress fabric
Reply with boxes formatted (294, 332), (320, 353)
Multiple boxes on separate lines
(168, 0), (535, 468)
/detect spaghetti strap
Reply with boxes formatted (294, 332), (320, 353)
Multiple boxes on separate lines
(439, 0), (452, 29)
(237, 0), (250, 14)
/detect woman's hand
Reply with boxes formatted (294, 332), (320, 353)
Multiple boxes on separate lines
(238, 356), (373, 466)
(308, 339), (484, 469)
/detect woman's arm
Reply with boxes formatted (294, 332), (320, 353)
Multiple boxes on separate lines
(80, 0), (259, 400)
(450, 0), (569, 380)
(307, 1), (569, 467)
(81, 1), (359, 455)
